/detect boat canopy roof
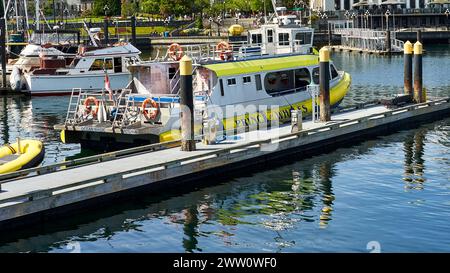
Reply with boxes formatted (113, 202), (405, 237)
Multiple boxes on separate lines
(202, 54), (319, 77)
(83, 43), (141, 57)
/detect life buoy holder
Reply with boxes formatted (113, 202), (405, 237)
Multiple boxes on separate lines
(168, 43), (184, 61)
(142, 98), (160, 121)
(216, 41), (233, 61)
(84, 96), (99, 117)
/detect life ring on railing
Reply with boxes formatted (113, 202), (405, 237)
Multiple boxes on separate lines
(84, 96), (99, 117)
(168, 43), (184, 61)
(142, 98), (160, 121)
(216, 41), (233, 61)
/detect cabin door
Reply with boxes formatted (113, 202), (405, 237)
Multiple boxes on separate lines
(265, 29), (276, 55)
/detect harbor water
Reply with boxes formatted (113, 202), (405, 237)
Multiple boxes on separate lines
(0, 45), (449, 252)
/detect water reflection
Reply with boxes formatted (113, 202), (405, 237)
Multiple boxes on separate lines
(403, 129), (427, 190)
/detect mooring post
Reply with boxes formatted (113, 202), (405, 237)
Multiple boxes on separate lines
(328, 28), (332, 46)
(0, 18), (6, 89)
(180, 55), (196, 151)
(416, 29), (422, 43)
(319, 47), (331, 122)
(386, 30), (391, 54)
(104, 18), (109, 45)
(404, 41), (413, 96)
(131, 15), (137, 46)
(413, 41), (424, 103)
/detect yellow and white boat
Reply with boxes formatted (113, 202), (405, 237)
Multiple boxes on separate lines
(0, 139), (45, 174)
(55, 11), (351, 150)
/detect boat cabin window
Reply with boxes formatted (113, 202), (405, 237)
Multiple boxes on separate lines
(255, 74), (262, 91)
(294, 68), (311, 89)
(267, 29), (274, 43)
(264, 70), (295, 96)
(219, 79), (224, 96)
(295, 32), (312, 45)
(330, 64), (339, 79)
(278, 33), (290, 46)
(114, 57), (122, 73)
(243, 76), (251, 84)
(89, 58), (113, 71)
(168, 67), (177, 79)
(251, 34), (262, 44)
(227, 78), (237, 86)
(312, 67), (319, 84)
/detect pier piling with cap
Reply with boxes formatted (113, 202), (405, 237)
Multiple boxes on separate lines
(413, 42), (424, 103)
(417, 30), (422, 43)
(404, 41), (413, 96)
(0, 18), (6, 89)
(180, 55), (196, 152)
(319, 47), (331, 122)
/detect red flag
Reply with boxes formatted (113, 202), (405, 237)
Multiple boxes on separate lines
(105, 72), (113, 100)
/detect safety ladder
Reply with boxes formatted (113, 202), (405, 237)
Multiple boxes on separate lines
(112, 89), (133, 129)
(65, 88), (83, 125)
(308, 85), (320, 122)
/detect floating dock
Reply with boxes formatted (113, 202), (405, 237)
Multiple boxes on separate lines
(0, 97), (449, 230)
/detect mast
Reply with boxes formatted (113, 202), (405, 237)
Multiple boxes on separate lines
(35, 0), (40, 31)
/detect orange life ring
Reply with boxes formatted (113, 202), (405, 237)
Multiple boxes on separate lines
(168, 43), (183, 61)
(84, 96), (99, 116)
(142, 98), (160, 121)
(216, 41), (233, 61)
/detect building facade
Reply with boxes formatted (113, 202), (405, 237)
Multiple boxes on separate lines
(312, 0), (437, 11)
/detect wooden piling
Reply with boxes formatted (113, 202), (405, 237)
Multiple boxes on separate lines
(131, 16), (137, 46)
(319, 47), (331, 122)
(386, 30), (391, 54)
(416, 30), (422, 43)
(404, 41), (413, 96)
(180, 55), (196, 151)
(0, 18), (6, 89)
(104, 18), (109, 45)
(413, 42), (424, 103)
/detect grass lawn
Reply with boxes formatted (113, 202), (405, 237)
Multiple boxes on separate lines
(78, 26), (178, 37)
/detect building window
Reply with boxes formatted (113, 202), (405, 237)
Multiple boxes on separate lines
(243, 76), (251, 84)
(278, 33), (290, 46)
(227, 78), (236, 86)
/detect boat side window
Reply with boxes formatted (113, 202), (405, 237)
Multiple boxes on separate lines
(251, 34), (262, 44)
(264, 70), (295, 96)
(243, 76), (251, 84)
(294, 68), (311, 90)
(89, 58), (113, 71)
(267, 29), (273, 43)
(330, 64), (339, 79)
(227, 78), (236, 86)
(114, 57), (122, 73)
(255, 74), (262, 91)
(312, 67), (319, 84)
(278, 33), (290, 46)
(219, 79), (224, 96)
(295, 32), (312, 45)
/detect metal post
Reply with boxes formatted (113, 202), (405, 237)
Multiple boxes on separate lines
(319, 47), (331, 122)
(328, 27), (332, 46)
(0, 18), (6, 89)
(180, 55), (196, 151)
(413, 41), (424, 103)
(416, 29), (422, 43)
(104, 18), (109, 45)
(131, 15), (136, 46)
(386, 30), (391, 53)
(404, 41), (413, 96)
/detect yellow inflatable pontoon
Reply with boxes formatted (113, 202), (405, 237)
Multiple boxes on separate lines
(0, 139), (45, 174)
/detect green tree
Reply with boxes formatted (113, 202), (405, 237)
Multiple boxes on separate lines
(93, 0), (121, 16)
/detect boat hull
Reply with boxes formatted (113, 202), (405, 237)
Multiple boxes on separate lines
(23, 72), (131, 95)
(0, 140), (45, 174)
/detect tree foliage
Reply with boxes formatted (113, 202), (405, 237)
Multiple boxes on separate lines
(92, 0), (121, 16)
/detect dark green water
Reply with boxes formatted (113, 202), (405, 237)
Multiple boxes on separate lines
(0, 45), (449, 252)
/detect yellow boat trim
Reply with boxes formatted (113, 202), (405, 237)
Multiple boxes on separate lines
(0, 140), (44, 174)
(203, 55), (319, 77)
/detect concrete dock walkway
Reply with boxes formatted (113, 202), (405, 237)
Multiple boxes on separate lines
(0, 98), (449, 229)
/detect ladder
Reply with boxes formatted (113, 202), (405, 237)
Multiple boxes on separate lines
(65, 88), (83, 125)
(308, 85), (320, 122)
(112, 89), (133, 129)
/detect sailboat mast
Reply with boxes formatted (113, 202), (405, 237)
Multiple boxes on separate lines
(35, 0), (40, 31)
